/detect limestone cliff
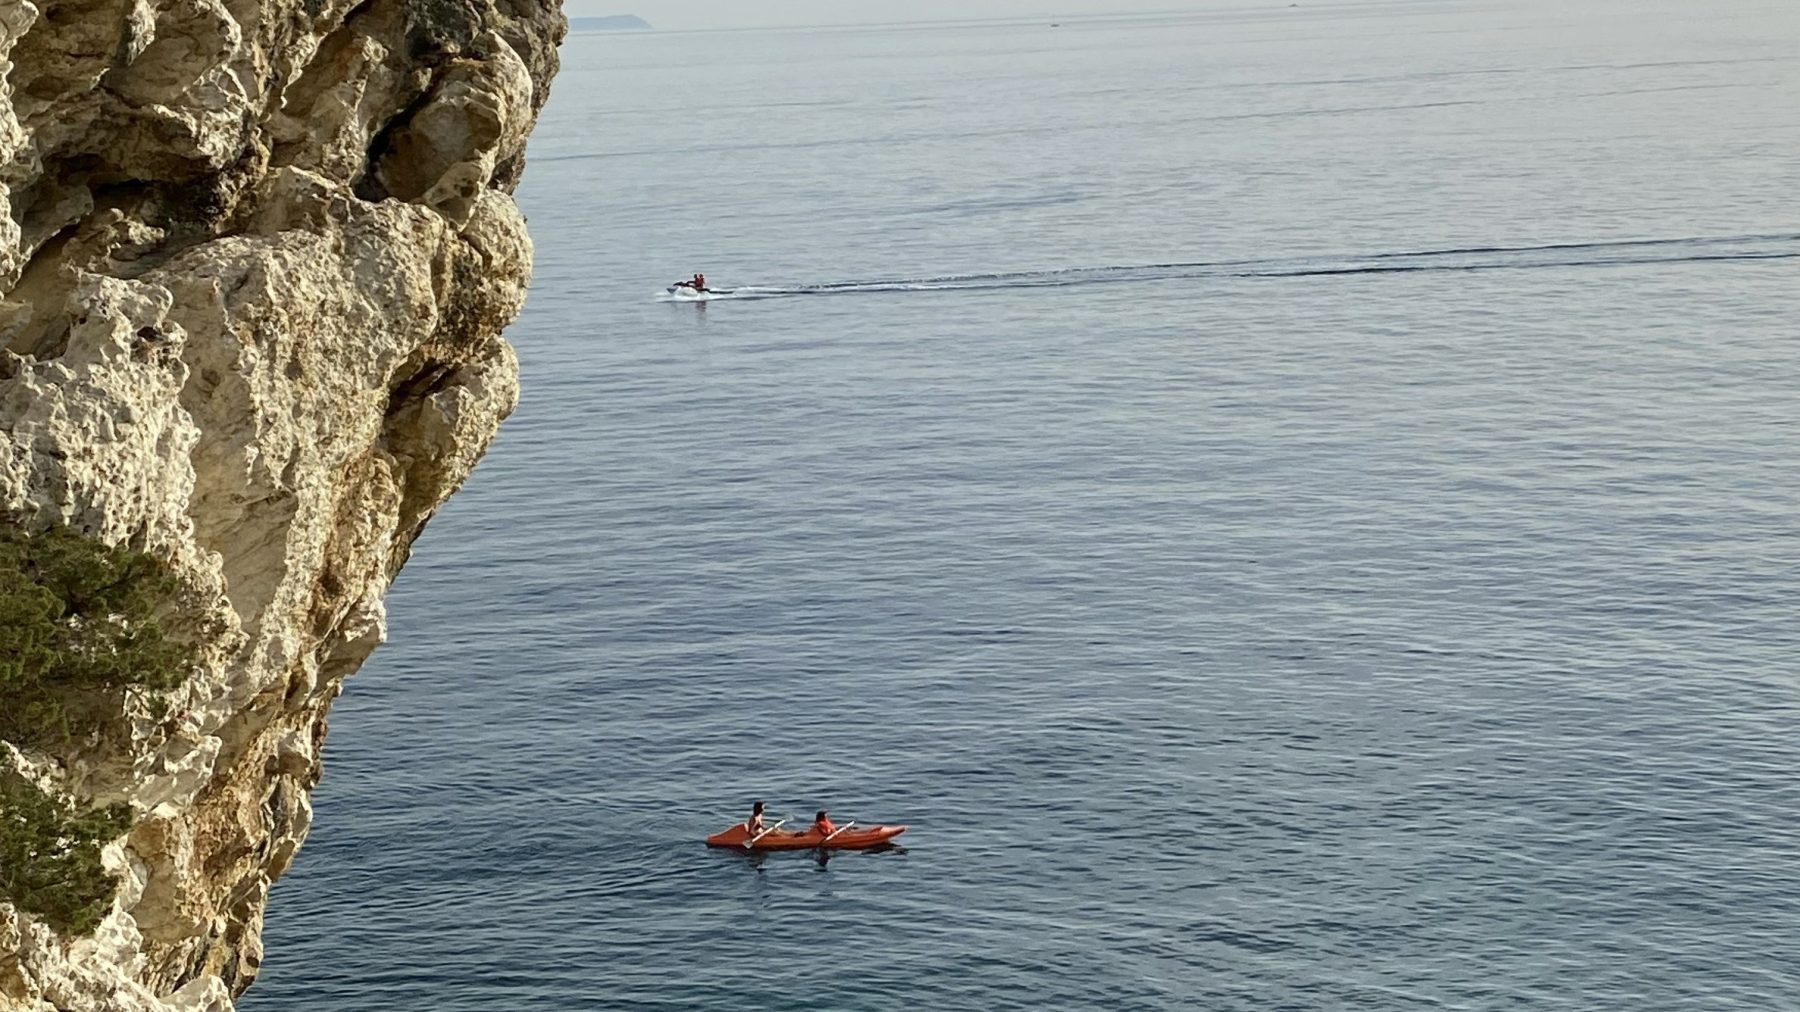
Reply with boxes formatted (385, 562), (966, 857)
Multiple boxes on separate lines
(0, 0), (563, 1007)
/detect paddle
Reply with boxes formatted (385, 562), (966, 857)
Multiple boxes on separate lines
(819, 820), (856, 846)
(743, 819), (787, 849)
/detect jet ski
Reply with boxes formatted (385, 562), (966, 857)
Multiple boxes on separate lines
(668, 272), (725, 298)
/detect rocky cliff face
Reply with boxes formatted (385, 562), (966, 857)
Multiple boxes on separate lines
(0, 0), (563, 1007)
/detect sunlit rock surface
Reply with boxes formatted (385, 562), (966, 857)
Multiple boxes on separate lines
(0, 0), (563, 1007)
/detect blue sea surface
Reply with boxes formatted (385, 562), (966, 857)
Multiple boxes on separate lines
(251, 1), (1800, 1008)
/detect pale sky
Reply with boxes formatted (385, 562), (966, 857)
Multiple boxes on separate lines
(566, 1), (1212, 30)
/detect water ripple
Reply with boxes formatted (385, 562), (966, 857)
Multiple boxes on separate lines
(253, 4), (1800, 1010)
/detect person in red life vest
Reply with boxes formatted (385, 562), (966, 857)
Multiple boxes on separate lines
(675, 272), (707, 292)
(812, 809), (836, 838)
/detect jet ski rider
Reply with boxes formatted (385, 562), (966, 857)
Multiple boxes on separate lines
(675, 272), (708, 292)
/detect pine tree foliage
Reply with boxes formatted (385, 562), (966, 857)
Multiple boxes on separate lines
(0, 761), (132, 936)
(0, 521), (202, 935)
(0, 522), (198, 747)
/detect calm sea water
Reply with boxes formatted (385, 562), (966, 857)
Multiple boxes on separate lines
(251, 2), (1800, 1008)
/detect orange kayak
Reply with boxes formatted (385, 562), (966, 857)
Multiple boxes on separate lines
(706, 823), (907, 850)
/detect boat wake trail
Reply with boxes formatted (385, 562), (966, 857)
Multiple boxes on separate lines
(655, 232), (1800, 302)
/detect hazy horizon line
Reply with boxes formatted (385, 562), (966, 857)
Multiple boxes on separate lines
(566, 4), (1245, 35)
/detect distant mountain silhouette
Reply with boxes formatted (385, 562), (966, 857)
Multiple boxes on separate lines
(569, 14), (651, 31)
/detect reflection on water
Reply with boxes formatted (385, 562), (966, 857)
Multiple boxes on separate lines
(727, 842), (908, 874)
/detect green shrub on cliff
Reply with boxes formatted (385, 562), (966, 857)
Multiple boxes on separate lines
(0, 521), (198, 748)
(0, 522), (195, 934)
(0, 761), (132, 936)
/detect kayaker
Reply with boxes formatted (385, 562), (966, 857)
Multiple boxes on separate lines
(745, 800), (766, 837)
(812, 809), (836, 837)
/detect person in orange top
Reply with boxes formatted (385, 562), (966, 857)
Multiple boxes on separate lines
(812, 809), (837, 838)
